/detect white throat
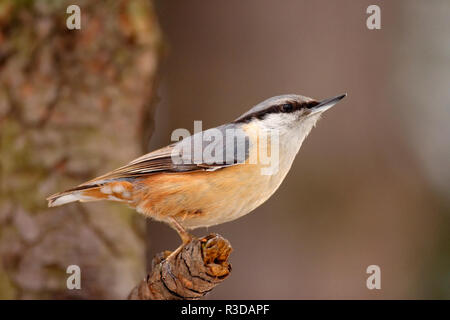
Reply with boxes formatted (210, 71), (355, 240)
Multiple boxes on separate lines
(258, 112), (322, 161)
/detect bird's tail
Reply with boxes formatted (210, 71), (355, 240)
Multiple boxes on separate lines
(47, 180), (134, 207)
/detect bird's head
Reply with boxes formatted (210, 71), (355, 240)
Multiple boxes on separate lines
(234, 94), (345, 150)
(235, 93), (346, 133)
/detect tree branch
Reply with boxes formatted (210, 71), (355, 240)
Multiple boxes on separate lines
(128, 234), (232, 300)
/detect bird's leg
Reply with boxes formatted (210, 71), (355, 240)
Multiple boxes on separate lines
(169, 217), (193, 244)
(164, 217), (194, 261)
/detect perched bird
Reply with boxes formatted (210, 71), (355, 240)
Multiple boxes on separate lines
(47, 93), (346, 249)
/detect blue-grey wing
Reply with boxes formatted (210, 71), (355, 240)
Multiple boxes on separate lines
(86, 123), (250, 181)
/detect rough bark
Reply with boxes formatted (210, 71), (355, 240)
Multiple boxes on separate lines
(129, 234), (232, 300)
(0, 0), (162, 299)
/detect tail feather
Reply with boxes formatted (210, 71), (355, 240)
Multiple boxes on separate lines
(47, 181), (134, 207)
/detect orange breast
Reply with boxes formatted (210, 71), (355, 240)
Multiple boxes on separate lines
(132, 162), (278, 229)
(131, 121), (289, 229)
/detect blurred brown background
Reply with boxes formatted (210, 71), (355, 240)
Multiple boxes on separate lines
(149, 0), (450, 299)
(1, 0), (449, 299)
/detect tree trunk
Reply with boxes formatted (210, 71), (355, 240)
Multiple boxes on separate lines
(0, 0), (162, 299)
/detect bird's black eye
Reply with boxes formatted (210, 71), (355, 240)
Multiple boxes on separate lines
(281, 103), (293, 112)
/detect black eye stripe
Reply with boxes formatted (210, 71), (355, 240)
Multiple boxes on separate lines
(279, 101), (318, 113)
(305, 100), (319, 109)
(234, 100), (320, 123)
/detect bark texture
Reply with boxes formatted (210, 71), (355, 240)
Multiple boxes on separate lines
(129, 234), (232, 300)
(0, 0), (162, 299)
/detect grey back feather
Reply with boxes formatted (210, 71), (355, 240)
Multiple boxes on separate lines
(84, 123), (250, 183)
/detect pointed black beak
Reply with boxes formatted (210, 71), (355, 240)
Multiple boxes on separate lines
(311, 93), (347, 113)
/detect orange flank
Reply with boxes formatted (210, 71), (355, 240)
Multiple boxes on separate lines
(132, 161), (277, 229)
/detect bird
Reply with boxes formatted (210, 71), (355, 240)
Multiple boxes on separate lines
(47, 93), (346, 252)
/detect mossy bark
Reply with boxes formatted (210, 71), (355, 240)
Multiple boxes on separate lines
(0, 0), (162, 299)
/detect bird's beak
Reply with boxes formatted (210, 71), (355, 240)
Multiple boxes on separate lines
(310, 93), (347, 114)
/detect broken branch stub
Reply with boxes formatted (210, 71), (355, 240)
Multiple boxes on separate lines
(128, 234), (232, 300)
